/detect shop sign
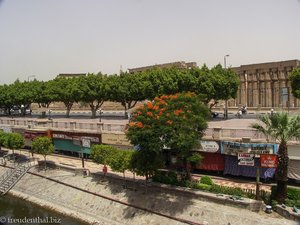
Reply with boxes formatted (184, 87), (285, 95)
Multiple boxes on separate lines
(249, 145), (271, 155)
(198, 141), (219, 152)
(222, 142), (274, 157)
(102, 133), (131, 146)
(53, 133), (99, 143)
(238, 153), (255, 166)
(260, 154), (278, 168)
(81, 138), (91, 148)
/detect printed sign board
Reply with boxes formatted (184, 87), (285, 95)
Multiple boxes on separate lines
(222, 141), (276, 157)
(260, 154), (278, 168)
(198, 141), (219, 152)
(81, 138), (91, 148)
(238, 153), (255, 166)
(102, 133), (131, 146)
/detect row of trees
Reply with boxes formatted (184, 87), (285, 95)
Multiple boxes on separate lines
(0, 65), (239, 117)
(0, 131), (54, 169)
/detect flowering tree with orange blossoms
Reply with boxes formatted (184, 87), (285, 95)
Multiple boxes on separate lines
(126, 92), (209, 180)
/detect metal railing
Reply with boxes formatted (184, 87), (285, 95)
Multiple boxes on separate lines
(0, 158), (33, 195)
(1, 118), (300, 143)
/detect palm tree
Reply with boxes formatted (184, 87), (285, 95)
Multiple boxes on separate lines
(251, 112), (300, 203)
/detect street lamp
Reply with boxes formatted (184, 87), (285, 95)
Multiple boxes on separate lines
(224, 54), (229, 69)
(224, 54), (230, 119)
(48, 109), (52, 120)
(98, 108), (103, 122)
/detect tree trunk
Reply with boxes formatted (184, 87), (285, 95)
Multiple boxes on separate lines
(184, 161), (191, 181)
(181, 158), (191, 181)
(44, 155), (47, 171)
(64, 102), (73, 118)
(91, 108), (97, 118)
(275, 141), (288, 203)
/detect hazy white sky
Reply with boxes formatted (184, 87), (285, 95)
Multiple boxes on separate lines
(0, 0), (299, 84)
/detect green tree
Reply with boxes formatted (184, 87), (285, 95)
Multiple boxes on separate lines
(32, 137), (54, 170)
(3, 132), (24, 157)
(126, 92), (209, 180)
(141, 67), (195, 100)
(7, 80), (37, 116)
(251, 112), (300, 203)
(90, 144), (118, 167)
(51, 77), (81, 117)
(0, 130), (8, 149)
(190, 64), (240, 110)
(33, 80), (58, 109)
(78, 73), (109, 118)
(130, 150), (164, 180)
(289, 68), (300, 99)
(107, 73), (146, 117)
(0, 84), (18, 115)
(109, 150), (133, 184)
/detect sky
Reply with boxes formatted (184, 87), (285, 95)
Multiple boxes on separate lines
(0, 0), (300, 84)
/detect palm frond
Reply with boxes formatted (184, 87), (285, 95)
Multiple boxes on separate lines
(251, 112), (300, 143)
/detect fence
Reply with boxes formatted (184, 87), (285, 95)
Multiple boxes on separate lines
(0, 118), (299, 143)
(243, 188), (271, 200)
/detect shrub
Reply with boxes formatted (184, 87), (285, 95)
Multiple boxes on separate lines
(196, 183), (212, 191)
(287, 187), (300, 204)
(270, 186), (300, 207)
(210, 184), (244, 196)
(200, 176), (213, 185)
(153, 170), (178, 185)
(210, 183), (223, 193)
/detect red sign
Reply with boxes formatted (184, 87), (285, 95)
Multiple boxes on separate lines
(260, 154), (278, 168)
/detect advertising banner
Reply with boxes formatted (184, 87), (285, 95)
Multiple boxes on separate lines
(197, 141), (219, 153)
(102, 133), (131, 146)
(260, 154), (278, 168)
(221, 141), (277, 157)
(238, 153), (255, 166)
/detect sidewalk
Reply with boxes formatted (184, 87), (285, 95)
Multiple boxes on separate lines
(3, 148), (273, 193)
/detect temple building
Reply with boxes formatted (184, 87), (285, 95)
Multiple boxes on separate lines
(232, 59), (300, 108)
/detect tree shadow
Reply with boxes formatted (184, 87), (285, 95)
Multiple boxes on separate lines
(88, 171), (195, 222)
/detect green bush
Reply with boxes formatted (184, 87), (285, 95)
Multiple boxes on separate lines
(153, 170), (178, 185)
(195, 183), (212, 191)
(210, 184), (244, 196)
(270, 186), (300, 207)
(200, 176), (213, 185)
(287, 187), (300, 204)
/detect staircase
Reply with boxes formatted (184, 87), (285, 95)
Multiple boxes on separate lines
(0, 159), (32, 196)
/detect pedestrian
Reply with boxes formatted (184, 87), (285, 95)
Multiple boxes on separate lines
(103, 165), (108, 176)
(237, 109), (242, 119)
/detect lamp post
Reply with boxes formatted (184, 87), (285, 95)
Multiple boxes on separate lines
(224, 54), (229, 70)
(99, 108), (103, 122)
(48, 109), (52, 120)
(245, 73), (248, 107)
(224, 54), (230, 119)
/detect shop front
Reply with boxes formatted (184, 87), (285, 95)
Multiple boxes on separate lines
(196, 140), (224, 171)
(24, 128), (50, 148)
(221, 141), (278, 179)
(287, 144), (300, 181)
(101, 132), (132, 150)
(52, 131), (101, 156)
